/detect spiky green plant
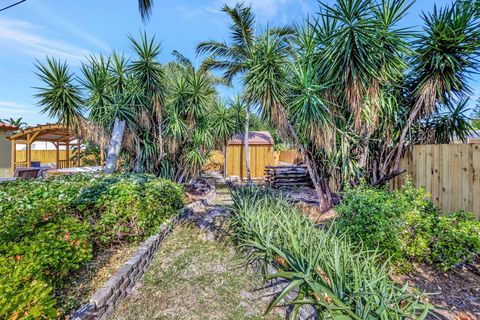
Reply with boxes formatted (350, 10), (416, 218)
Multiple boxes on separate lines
(229, 185), (429, 319)
(34, 58), (84, 129)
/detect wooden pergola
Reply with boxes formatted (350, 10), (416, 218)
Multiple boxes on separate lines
(6, 123), (81, 172)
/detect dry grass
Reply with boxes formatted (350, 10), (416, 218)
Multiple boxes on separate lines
(111, 223), (283, 320)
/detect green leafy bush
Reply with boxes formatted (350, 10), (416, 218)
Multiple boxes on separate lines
(229, 185), (429, 319)
(432, 211), (480, 269)
(336, 181), (480, 270)
(0, 174), (184, 319)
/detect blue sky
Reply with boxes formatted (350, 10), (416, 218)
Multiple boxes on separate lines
(1, 0), (477, 125)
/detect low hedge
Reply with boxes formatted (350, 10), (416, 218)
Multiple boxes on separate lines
(0, 174), (184, 319)
(336, 181), (480, 270)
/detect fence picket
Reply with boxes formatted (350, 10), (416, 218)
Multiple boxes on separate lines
(392, 144), (480, 219)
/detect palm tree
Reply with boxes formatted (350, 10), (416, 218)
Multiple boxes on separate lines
(393, 2), (480, 170)
(197, 3), (257, 183)
(138, 0), (154, 22)
(129, 32), (166, 162)
(242, 31), (337, 210)
(1, 117), (27, 129)
(212, 100), (236, 177)
(34, 33), (223, 180)
(35, 58), (84, 130)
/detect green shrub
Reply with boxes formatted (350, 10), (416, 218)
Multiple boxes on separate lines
(336, 181), (480, 271)
(229, 185), (429, 319)
(432, 211), (480, 269)
(0, 174), (184, 319)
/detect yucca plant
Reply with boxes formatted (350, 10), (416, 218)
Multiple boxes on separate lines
(229, 185), (429, 319)
(35, 33), (227, 180)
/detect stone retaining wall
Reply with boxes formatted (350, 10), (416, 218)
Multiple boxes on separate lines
(71, 184), (216, 320)
(71, 222), (176, 320)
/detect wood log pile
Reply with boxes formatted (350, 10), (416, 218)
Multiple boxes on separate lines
(265, 165), (312, 188)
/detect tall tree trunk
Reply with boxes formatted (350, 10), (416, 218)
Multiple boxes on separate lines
(285, 121), (333, 212)
(244, 105), (252, 183)
(134, 143), (142, 173)
(155, 99), (164, 160)
(393, 104), (421, 172)
(104, 117), (126, 174)
(223, 140), (227, 178)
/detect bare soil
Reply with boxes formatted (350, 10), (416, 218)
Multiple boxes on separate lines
(393, 263), (480, 320)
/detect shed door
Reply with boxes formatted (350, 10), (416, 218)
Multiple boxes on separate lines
(226, 145), (273, 179)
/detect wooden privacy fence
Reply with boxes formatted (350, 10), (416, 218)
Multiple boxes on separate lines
(391, 144), (480, 219)
(278, 150), (301, 164)
(226, 145), (274, 178)
(16, 150), (61, 164)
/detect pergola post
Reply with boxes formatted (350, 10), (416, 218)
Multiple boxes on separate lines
(54, 142), (60, 169)
(76, 140), (81, 167)
(66, 140), (70, 168)
(100, 143), (105, 166)
(26, 133), (31, 167)
(11, 139), (16, 175)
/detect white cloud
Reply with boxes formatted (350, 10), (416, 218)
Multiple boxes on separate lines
(177, 0), (309, 24)
(27, 2), (111, 52)
(0, 101), (36, 114)
(0, 17), (91, 64)
(221, 0), (299, 20)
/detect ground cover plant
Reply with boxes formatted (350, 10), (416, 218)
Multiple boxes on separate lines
(336, 182), (480, 271)
(229, 185), (429, 319)
(0, 174), (184, 319)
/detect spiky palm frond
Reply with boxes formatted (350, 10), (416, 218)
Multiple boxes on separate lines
(318, 0), (412, 129)
(288, 63), (333, 150)
(212, 100), (236, 143)
(412, 3), (480, 118)
(244, 32), (290, 135)
(34, 57), (84, 128)
(1, 117), (27, 129)
(416, 98), (475, 144)
(172, 50), (193, 69)
(129, 32), (164, 104)
(138, 0), (154, 22)
(227, 96), (247, 133)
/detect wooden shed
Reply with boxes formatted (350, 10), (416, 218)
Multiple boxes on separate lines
(225, 131), (274, 179)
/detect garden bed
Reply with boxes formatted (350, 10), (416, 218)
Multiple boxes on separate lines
(393, 263), (480, 320)
(57, 242), (139, 316)
(283, 183), (480, 320)
(0, 174), (184, 319)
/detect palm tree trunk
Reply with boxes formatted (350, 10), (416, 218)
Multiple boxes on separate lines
(393, 103), (422, 171)
(223, 140), (227, 178)
(105, 117), (126, 174)
(244, 104), (252, 183)
(285, 121), (333, 212)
